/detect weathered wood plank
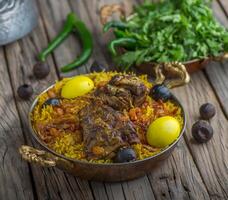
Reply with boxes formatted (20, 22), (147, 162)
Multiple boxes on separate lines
(0, 48), (34, 199)
(4, 11), (94, 200)
(205, 60), (228, 119)
(147, 138), (211, 200)
(219, 0), (228, 17)
(104, 183), (126, 200)
(121, 176), (156, 200)
(172, 72), (228, 200)
(213, 1), (228, 27)
(203, 1), (228, 119)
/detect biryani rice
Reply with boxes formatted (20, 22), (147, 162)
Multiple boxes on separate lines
(31, 72), (183, 163)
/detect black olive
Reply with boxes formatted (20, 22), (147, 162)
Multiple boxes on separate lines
(17, 84), (33, 100)
(114, 147), (136, 163)
(33, 62), (50, 79)
(200, 103), (216, 120)
(192, 120), (213, 143)
(43, 98), (60, 107)
(150, 84), (171, 101)
(90, 61), (105, 72)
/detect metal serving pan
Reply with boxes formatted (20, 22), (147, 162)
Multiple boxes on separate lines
(19, 68), (188, 182)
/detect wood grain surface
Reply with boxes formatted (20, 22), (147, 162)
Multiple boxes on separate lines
(0, 0), (227, 200)
(0, 48), (34, 200)
(204, 1), (228, 119)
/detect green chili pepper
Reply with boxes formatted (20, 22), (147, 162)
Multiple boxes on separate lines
(61, 14), (93, 72)
(103, 21), (128, 33)
(114, 29), (127, 38)
(38, 14), (74, 62)
(38, 13), (93, 73)
(108, 38), (137, 56)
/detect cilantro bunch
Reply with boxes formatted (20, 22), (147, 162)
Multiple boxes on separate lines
(104, 0), (228, 70)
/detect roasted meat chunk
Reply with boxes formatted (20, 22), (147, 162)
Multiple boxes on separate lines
(95, 84), (132, 110)
(79, 101), (140, 159)
(79, 75), (148, 159)
(109, 75), (147, 96)
(95, 75), (149, 110)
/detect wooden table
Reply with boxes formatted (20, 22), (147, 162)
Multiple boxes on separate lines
(0, 0), (227, 199)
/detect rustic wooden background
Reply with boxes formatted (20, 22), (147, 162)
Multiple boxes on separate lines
(0, 0), (227, 199)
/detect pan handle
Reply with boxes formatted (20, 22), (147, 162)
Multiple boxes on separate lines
(19, 145), (57, 167)
(154, 62), (190, 88)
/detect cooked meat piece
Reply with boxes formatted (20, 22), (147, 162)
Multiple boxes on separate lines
(79, 75), (148, 159)
(95, 75), (149, 110)
(95, 84), (132, 110)
(109, 75), (147, 96)
(79, 101), (140, 159)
